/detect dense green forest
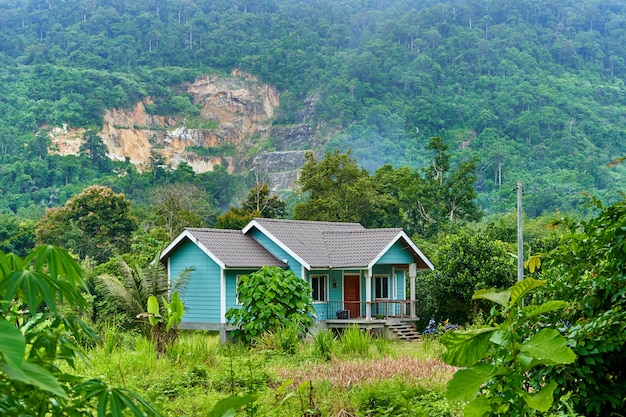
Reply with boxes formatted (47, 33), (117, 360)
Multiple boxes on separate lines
(1, 0), (626, 220)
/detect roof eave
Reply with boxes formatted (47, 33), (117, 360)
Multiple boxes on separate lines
(242, 219), (312, 270)
(367, 231), (435, 271)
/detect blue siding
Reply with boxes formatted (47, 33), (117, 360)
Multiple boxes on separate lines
(248, 229), (303, 277)
(377, 241), (414, 264)
(395, 269), (406, 300)
(225, 269), (259, 312)
(307, 269), (344, 320)
(170, 240), (221, 323)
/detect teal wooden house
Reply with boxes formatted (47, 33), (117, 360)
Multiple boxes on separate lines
(160, 218), (434, 341)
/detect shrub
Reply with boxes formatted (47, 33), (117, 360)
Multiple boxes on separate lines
(225, 266), (315, 345)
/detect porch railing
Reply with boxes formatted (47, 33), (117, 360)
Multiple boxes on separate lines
(324, 300), (417, 320)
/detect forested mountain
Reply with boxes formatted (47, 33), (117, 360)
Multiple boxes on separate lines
(1, 0), (626, 218)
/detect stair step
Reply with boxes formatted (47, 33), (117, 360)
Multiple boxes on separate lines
(386, 323), (421, 342)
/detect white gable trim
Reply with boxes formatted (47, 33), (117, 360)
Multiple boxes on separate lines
(242, 220), (311, 270)
(160, 230), (226, 269)
(368, 231), (434, 271)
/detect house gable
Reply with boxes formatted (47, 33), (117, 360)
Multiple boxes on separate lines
(169, 239), (221, 323)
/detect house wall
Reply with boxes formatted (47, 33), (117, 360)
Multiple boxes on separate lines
(307, 269), (344, 320)
(247, 229), (303, 277)
(169, 240), (221, 324)
(224, 269), (260, 312)
(377, 241), (415, 264)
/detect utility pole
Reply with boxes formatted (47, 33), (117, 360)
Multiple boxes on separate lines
(517, 181), (524, 282)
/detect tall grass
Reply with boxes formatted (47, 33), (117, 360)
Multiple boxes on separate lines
(70, 328), (454, 417)
(168, 331), (221, 365)
(312, 329), (335, 361)
(339, 325), (371, 357)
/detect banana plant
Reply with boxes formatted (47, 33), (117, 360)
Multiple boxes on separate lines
(441, 278), (576, 416)
(143, 292), (184, 355)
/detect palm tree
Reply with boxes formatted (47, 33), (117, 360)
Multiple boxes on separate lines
(98, 253), (193, 329)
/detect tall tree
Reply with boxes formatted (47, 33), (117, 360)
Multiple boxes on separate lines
(36, 185), (137, 262)
(216, 182), (285, 229)
(293, 150), (383, 226)
(410, 137), (482, 238)
(79, 129), (111, 172)
(150, 183), (216, 239)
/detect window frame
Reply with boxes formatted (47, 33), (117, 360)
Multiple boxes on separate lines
(235, 275), (244, 305)
(374, 274), (390, 300)
(310, 274), (328, 303)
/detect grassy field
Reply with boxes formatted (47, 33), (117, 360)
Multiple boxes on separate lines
(72, 327), (461, 417)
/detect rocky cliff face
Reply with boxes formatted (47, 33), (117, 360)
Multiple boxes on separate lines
(49, 70), (322, 190)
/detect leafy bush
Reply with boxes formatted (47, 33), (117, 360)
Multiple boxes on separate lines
(225, 266), (315, 345)
(417, 227), (516, 325)
(441, 278), (576, 416)
(0, 245), (159, 416)
(539, 197), (626, 416)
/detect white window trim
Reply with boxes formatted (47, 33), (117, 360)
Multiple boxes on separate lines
(310, 274), (328, 303)
(235, 275), (244, 305)
(374, 274), (390, 300)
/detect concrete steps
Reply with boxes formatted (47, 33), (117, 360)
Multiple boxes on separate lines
(386, 323), (421, 342)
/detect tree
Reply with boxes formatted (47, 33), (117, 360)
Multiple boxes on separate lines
(0, 245), (160, 416)
(215, 207), (260, 230)
(150, 183), (216, 240)
(216, 182), (285, 229)
(410, 137), (482, 238)
(98, 256), (191, 324)
(79, 129), (111, 172)
(417, 227), (516, 325)
(36, 186), (137, 263)
(225, 266), (315, 345)
(293, 150), (388, 227)
(0, 213), (36, 257)
(241, 182), (286, 219)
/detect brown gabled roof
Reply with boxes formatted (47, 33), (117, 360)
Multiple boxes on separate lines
(244, 218), (366, 268)
(162, 228), (285, 268)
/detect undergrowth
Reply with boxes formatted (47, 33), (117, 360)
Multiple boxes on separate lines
(70, 329), (457, 416)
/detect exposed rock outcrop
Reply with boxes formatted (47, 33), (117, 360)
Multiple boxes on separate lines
(49, 70), (323, 189)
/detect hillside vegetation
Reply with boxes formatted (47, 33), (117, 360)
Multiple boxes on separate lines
(1, 0), (625, 216)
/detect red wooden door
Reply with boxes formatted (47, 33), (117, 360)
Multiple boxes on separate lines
(344, 275), (360, 318)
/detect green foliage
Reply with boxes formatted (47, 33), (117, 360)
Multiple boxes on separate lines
(35, 185), (137, 262)
(538, 197), (626, 416)
(142, 293), (185, 356)
(225, 266), (315, 345)
(339, 325), (371, 358)
(1, 0), (626, 218)
(187, 143), (235, 157)
(441, 278), (576, 416)
(217, 182), (286, 229)
(0, 245), (160, 416)
(311, 329), (335, 361)
(256, 321), (302, 355)
(293, 150), (402, 227)
(149, 183), (217, 239)
(97, 256), (192, 333)
(417, 227), (516, 325)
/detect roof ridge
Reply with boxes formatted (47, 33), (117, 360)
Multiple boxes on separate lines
(252, 218), (363, 227)
(186, 228), (243, 233)
(322, 228), (403, 234)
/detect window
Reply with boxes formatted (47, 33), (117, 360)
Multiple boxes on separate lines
(311, 275), (327, 302)
(375, 275), (389, 299)
(235, 275), (243, 305)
